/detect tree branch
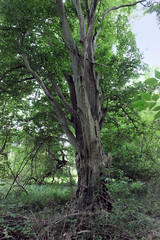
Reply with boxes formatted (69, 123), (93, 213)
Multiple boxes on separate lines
(63, 73), (78, 112)
(55, 0), (77, 51)
(21, 53), (78, 150)
(85, 0), (90, 21)
(20, 30), (28, 50)
(72, 0), (86, 42)
(86, 58), (108, 68)
(90, 0), (99, 16)
(0, 129), (10, 156)
(0, 26), (25, 31)
(4, 140), (48, 199)
(102, 0), (146, 20)
(18, 77), (34, 83)
(0, 65), (25, 81)
(21, 53), (54, 101)
(40, 70), (77, 117)
(121, 105), (138, 130)
(82, 0), (99, 64)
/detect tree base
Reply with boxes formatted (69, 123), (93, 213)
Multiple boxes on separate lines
(39, 203), (115, 240)
(76, 182), (113, 212)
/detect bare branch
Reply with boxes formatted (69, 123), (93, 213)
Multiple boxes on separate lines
(102, 0), (146, 20)
(141, 1), (158, 7)
(18, 77), (34, 83)
(4, 139), (48, 199)
(63, 73), (78, 111)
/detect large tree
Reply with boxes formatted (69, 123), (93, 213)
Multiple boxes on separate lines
(0, 0), (151, 209)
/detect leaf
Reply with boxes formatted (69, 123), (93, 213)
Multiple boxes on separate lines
(0, 182), (5, 186)
(141, 93), (151, 101)
(145, 78), (158, 87)
(154, 111), (160, 120)
(152, 106), (160, 111)
(152, 94), (159, 101)
(148, 102), (156, 110)
(155, 70), (160, 79)
(132, 100), (148, 111)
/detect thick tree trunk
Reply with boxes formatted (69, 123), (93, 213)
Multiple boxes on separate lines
(74, 115), (112, 210)
(75, 143), (112, 210)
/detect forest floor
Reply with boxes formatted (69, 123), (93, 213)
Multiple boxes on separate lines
(0, 180), (160, 240)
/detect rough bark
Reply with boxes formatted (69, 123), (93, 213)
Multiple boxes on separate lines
(75, 142), (112, 210)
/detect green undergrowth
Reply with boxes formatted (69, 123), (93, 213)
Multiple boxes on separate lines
(107, 179), (160, 239)
(0, 183), (73, 240)
(1, 183), (73, 212)
(1, 180), (160, 239)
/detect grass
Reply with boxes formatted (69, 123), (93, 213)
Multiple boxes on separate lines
(0, 183), (73, 239)
(1, 183), (73, 212)
(1, 180), (160, 239)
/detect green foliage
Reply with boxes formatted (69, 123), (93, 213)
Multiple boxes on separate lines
(1, 183), (73, 211)
(0, 207), (35, 239)
(141, 93), (152, 101)
(154, 111), (160, 120)
(132, 99), (148, 110)
(145, 77), (158, 87)
(107, 179), (160, 239)
(152, 93), (159, 101)
(108, 177), (147, 198)
(152, 106), (160, 111)
(1, 180), (160, 239)
(155, 70), (160, 79)
(132, 71), (160, 121)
